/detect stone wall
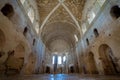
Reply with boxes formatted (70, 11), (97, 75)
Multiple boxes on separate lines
(77, 0), (120, 75)
(0, 0), (45, 75)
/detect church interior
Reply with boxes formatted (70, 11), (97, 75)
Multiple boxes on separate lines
(0, 0), (120, 80)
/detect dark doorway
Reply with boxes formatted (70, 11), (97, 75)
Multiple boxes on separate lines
(45, 66), (50, 73)
(70, 66), (74, 73)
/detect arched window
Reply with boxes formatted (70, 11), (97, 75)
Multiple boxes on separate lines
(35, 23), (39, 33)
(20, 0), (25, 4)
(63, 56), (66, 62)
(82, 23), (87, 34)
(87, 11), (96, 24)
(74, 34), (78, 42)
(97, 0), (106, 7)
(23, 27), (28, 36)
(110, 5), (120, 19)
(58, 56), (62, 64)
(28, 8), (34, 23)
(93, 28), (99, 37)
(52, 56), (55, 64)
(33, 39), (36, 46)
(1, 4), (14, 18)
(86, 38), (89, 45)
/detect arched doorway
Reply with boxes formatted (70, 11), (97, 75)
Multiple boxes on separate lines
(99, 44), (119, 74)
(86, 52), (98, 74)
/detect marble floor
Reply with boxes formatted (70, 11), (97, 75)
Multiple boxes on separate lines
(0, 74), (120, 80)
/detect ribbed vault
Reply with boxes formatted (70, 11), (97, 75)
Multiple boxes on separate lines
(41, 22), (80, 52)
(37, 0), (86, 53)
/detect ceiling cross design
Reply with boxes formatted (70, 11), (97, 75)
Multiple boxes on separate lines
(39, 0), (83, 36)
(37, 0), (86, 52)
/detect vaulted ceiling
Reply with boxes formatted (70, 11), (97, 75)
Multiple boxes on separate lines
(36, 0), (86, 53)
(36, 0), (85, 25)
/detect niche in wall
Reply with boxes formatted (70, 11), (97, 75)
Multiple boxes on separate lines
(1, 4), (14, 18)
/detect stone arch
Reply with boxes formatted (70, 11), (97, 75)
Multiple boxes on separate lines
(110, 5), (120, 19)
(86, 52), (98, 74)
(0, 29), (6, 48)
(1, 3), (14, 18)
(24, 53), (37, 74)
(99, 44), (119, 74)
(5, 50), (24, 74)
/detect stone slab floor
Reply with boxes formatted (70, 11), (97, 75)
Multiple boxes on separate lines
(0, 74), (120, 80)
